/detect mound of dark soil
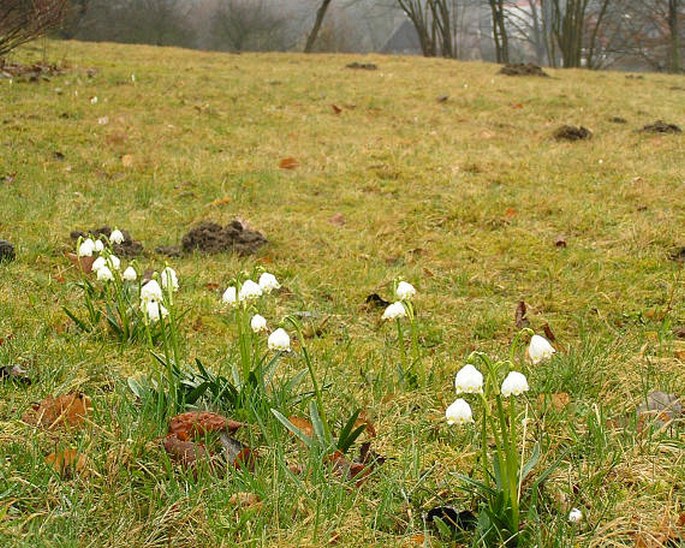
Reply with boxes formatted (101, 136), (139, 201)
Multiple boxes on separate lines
(158, 220), (267, 257)
(640, 120), (682, 134)
(670, 247), (685, 262)
(0, 62), (63, 82)
(346, 62), (378, 71)
(609, 116), (628, 124)
(0, 240), (15, 263)
(70, 227), (144, 257)
(499, 63), (549, 77)
(553, 125), (592, 141)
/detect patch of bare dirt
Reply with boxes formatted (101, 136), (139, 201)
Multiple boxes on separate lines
(640, 120), (682, 134)
(499, 63), (549, 77)
(346, 62), (378, 71)
(0, 240), (15, 263)
(553, 125), (592, 141)
(0, 62), (64, 82)
(70, 227), (143, 257)
(157, 220), (267, 257)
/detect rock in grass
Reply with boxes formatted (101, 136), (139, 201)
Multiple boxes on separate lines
(0, 240), (15, 263)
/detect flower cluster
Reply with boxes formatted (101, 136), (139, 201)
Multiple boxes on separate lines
(381, 281), (416, 321)
(446, 364), (530, 425)
(221, 273), (290, 352)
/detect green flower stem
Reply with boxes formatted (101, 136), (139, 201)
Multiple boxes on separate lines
(396, 318), (408, 373)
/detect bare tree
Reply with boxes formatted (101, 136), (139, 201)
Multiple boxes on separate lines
(305, 0), (333, 52)
(211, 0), (289, 52)
(1, 0), (68, 59)
(487, 0), (509, 62)
(395, 0), (462, 57)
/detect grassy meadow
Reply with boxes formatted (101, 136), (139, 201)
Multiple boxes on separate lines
(1, 40), (684, 546)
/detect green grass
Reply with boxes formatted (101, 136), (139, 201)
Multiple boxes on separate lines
(1, 40), (684, 546)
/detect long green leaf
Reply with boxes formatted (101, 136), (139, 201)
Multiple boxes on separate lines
(271, 409), (313, 448)
(309, 401), (327, 445)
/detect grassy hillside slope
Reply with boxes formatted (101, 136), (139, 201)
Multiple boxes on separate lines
(0, 41), (684, 546)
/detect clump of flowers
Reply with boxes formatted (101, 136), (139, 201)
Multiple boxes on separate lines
(445, 345), (540, 545)
(381, 279), (422, 385)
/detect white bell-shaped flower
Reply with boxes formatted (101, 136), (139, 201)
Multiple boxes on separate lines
(91, 256), (106, 272)
(107, 255), (121, 270)
(239, 279), (262, 301)
(122, 266), (137, 282)
(501, 371), (530, 397)
(528, 334), (556, 364)
(78, 238), (95, 257)
(445, 398), (474, 425)
(160, 266), (179, 291)
(250, 314), (268, 333)
(396, 281), (416, 301)
(110, 229), (125, 244)
(94, 239), (104, 253)
(144, 300), (168, 323)
(454, 364), (484, 394)
(382, 301), (407, 321)
(222, 286), (237, 306)
(140, 279), (163, 304)
(268, 328), (291, 352)
(258, 272), (280, 293)
(96, 266), (114, 282)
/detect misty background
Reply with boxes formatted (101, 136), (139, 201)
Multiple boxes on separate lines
(53, 1), (685, 73)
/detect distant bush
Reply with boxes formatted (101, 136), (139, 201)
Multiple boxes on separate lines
(0, 0), (68, 60)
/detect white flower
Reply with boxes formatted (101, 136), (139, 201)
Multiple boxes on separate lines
(140, 280), (163, 303)
(94, 239), (104, 252)
(160, 266), (179, 291)
(107, 255), (121, 270)
(454, 364), (483, 394)
(501, 371), (530, 397)
(268, 328), (291, 352)
(528, 334), (556, 364)
(96, 266), (114, 282)
(123, 266), (137, 281)
(110, 229), (124, 244)
(250, 314), (268, 333)
(222, 286), (237, 306)
(78, 238), (95, 257)
(239, 279), (262, 301)
(90, 96), (98, 104)
(396, 281), (416, 301)
(91, 256), (106, 272)
(382, 301), (407, 321)
(258, 272), (280, 293)
(144, 300), (168, 323)
(568, 508), (582, 523)
(445, 398), (474, 425)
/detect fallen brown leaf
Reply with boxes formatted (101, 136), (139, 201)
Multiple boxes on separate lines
(543, 323), (557, 342)
(515, 301), (529, 329)
(66, 252), (95, 273)
(208, 196), (231, 207)
(279, 157), (299, 170)
(23, 392), (91, 429)
(163, 435), (210, 468)
(46, 448), (88, 477)
(331, 104), (342, 114)
(329, 213), (346, 226)
(288, 416), (314, 438)
(168, 411), (244, 441)
(228, 492), (261, 508)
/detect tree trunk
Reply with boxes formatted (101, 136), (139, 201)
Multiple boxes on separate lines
(667, 0), (681, 72)
(304, 0), (333, 53)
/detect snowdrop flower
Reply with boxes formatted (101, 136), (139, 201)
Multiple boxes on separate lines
(568, 508), (583, 523)
(268, 328), (291, 352)
(501, 371), (529, 397)
(107, 255), (121, 270)
(528, 334), (556, 364)
(222, 286), (237, 306)
(382, 301), (407, 321)
(94, 239), (104, 253)
(396, 281), (416, 301)
(454, 364), (483, 395)
(110, 229), (124, 244)
(122, 266), (137, 282)
(258, 272), (280, 293)
(78, 238), (95, 257)
(90, 96), (98, 104)
(91, 256), (106, 272)
(144, 300), (168, 323)
(96, 266), (114, 282)
(239, 279), (262, 301)
(250, 314), (268, 333)
(140, 279), (163, 303)
(445, 398), (474, 426)
(160, 266), (179, 291)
